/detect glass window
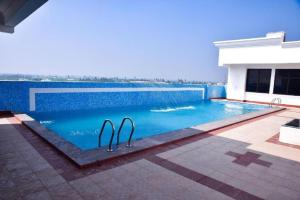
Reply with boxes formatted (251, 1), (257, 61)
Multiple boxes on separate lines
(274, 69), (300, 96)
(246, 69), (271, 93)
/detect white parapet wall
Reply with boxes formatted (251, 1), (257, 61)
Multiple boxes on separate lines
(280, 126), (300, 146)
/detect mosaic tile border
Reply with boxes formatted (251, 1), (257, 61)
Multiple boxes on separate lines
(29, 87), (205, 111)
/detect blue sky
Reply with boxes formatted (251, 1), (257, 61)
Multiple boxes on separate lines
(1, 0), (300, 82)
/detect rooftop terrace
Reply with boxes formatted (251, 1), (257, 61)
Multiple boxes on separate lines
(1, 106), (300, 200)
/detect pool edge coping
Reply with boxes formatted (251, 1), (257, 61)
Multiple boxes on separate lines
(13, 105), (285, 168)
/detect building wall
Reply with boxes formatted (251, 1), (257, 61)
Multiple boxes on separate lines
(215, 32), (300, 106)
(227, 66), (247, 100)
(227, 64), (300, 106)
(217, 42), (300, 66)
(0, 81), (226, 113)
(215, 33), (300, 66)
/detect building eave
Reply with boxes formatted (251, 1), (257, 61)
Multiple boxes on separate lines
(0, 0), (48, 33)
(212, 32), (300, 49)
(213, 32), (300, 67)
(213, 37), (283, 48)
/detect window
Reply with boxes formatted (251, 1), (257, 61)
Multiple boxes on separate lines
(273, 69), (300, 96)
(246, 69), (271, 93)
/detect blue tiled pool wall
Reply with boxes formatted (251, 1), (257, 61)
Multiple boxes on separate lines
(206, 85), (226, 99)
(0, 81), (226, 112)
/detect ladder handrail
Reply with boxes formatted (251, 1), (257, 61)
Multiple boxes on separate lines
(269, 97), (282, 107)
(116, 117), (135, 147)
(98, 119), (115, 152)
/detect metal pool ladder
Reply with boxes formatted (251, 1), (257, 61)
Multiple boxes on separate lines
(269, 97), (282, 107)
(98, 117), (135, 152)
(98, 119), (115, 152)
(116, 117), (135, 148)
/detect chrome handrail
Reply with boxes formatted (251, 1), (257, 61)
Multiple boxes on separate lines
(98, 119), (115, 152)
(269, 97), (282, 107)
(116, 117), (135, 148)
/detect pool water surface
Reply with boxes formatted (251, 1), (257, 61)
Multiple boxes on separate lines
(29, 100), (268, 150)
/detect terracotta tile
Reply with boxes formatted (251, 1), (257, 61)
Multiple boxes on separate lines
(226, 151), (272, 168)
(267, 133), (300, 150)
(200, 176), (224, 190)
(0, 187), (21, 199)
(225, 151), (240, 157)
(23, 190), (52, 200)
(9, 165), (33, 178)
(4, 109), (300, 200)
(48, 183), (83, 200)
(235, 191), (263, 200)
(147, 156), (264, 200)
(218, 184), (241, 198)
(12, 173), (39, 187)
(1, 110), (282, 191)
(17, 180), (45, 197)
(0, 176), (15, 189)
(41, 175), (66, 188)
(70, 177), (107, 200)
(253, 159), (272, 167)
(233, 158), (251, 166)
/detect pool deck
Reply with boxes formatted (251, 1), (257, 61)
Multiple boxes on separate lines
(1, 107), (300, 199)
(13, 107), (283, 167)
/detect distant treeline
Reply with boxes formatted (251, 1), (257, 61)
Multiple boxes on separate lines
(0, 74), (224, 85)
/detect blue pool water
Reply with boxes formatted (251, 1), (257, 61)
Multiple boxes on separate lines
(29, 100), (268, 150)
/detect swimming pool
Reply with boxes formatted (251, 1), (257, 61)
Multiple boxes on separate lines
(29, 100), (268, 150)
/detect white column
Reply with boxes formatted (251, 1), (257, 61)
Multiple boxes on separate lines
(269, 67), (276, 94)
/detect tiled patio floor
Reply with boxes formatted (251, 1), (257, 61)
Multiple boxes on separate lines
(1, 108), (300, 200)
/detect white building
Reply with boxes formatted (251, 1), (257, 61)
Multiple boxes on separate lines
(214, 32), (300, 107)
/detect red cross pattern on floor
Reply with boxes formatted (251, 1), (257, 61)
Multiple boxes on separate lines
(225, 151), (272, 167)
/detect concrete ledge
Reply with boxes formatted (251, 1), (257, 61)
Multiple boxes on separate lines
(279, 119), (300, 145)
(14, 106), (285, 168)
(0, 111), (13, 117)
(214, 98), (300, 109)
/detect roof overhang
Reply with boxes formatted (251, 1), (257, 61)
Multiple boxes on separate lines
(0, 0), (48, 33)
(213, 32), (286, 48)
(213, 32), (300, 67)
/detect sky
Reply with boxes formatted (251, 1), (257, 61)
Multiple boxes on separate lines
(1, 0), (300, 82)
